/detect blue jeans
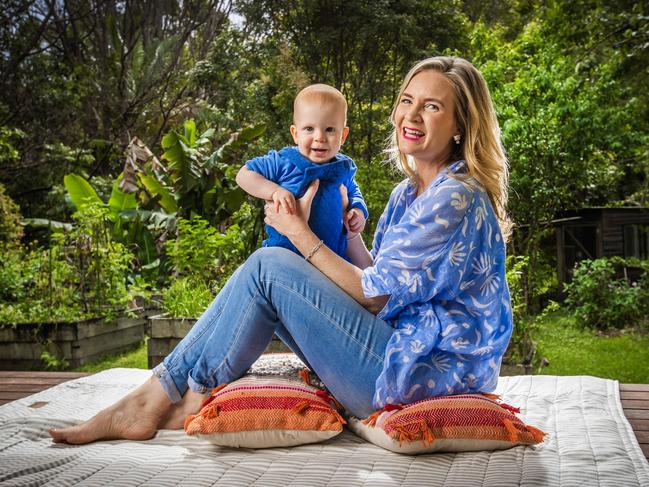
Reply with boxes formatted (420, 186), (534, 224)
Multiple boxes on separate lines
(152, 247), (393, 418)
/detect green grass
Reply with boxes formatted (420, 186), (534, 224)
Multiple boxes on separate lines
(533, 312), (649, 383)
(70, 312), (649, 384)
(73, 339), (148, 372)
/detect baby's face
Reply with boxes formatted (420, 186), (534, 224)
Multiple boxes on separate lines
(290, 99), (349, 164)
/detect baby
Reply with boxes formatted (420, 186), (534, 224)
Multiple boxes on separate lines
(236, 84), (367, 260)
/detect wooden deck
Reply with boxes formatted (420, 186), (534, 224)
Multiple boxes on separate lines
(0, 371), (92, 406)
(0, 372), (647, 459)
(620, 383), (649, 459)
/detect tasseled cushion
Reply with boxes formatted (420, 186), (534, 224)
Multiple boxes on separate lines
(348, 394), (545, 454)
(184, 374), (345, 448)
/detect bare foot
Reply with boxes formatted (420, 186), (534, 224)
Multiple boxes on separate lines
(158, 388), (209, 430)
(49, 376), (172, 445)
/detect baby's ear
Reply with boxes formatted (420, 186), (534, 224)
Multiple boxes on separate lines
(341, 126), (350, 144)
(289, 125), (299, 143)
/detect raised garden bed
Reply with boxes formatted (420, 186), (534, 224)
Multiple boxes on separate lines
(0, 316), (146, 370)
(147, 314), (290, 368)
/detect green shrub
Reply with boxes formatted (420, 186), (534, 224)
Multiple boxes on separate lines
(166, 215), (246, 289)
(0, 183), (23, 244)
(162, 215), (247, 317)
(161, 277), (214, 318)
(505, 255), (536, 364)
(0, 202), (134, 324)
(564, 257), (649, 330)
(0, 242), (81, 324)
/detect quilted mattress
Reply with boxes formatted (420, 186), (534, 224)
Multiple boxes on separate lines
(0, 359), (648, 486)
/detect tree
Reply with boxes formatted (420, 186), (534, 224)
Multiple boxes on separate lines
(0, 0), (232, 218)
(194, 0), (472, 233)
(470, 12), (647, 310)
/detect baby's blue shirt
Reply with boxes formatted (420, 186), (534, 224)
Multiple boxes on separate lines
(245, 146), (368, 260)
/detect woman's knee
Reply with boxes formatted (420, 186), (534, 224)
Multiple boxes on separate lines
(249, 246), (297, 261)
(246, 247), (305, 275)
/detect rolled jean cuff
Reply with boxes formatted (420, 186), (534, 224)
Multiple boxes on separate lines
(187, 372), (212, 395)
(152, 363), (183, 403)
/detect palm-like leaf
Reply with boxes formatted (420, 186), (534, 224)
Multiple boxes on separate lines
(22, 218), (73, 232)
(162, 129), (202, 195)
(139, 174), (178, 213)
(64, 174), (104, 210)
(206, 123), (266, 169)
(108, 182), (137, 216)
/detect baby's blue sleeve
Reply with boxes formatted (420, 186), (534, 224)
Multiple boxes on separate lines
(245, 150), (281, 183)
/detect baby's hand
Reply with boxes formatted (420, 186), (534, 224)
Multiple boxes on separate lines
(346, 207), (366, 234)
(271, 188), (296, 214)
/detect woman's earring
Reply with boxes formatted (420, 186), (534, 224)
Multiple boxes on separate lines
(453, 134), (461, 145)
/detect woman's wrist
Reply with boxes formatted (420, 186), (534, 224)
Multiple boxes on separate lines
(286, 223), (312, 242)
(347, 233), (361, 241)
(304, 240), (324, 262)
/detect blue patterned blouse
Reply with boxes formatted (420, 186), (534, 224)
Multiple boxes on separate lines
(361, 160), (513, 409)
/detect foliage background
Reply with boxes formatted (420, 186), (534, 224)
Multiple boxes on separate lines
(0, 1), (647, 332)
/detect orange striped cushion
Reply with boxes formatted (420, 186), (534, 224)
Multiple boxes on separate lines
(184, 375), (345, 448)
(348, 394), (545, 454)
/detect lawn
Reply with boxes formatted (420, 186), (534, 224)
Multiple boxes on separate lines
(533, 312), (649, 383)
(74, 339), (148, 372)
(72, 312), (649, 384)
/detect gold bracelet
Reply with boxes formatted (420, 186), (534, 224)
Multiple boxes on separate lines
(305, 240), (324, 262)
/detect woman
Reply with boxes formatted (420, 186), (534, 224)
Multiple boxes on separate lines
(50, 56), (512, 445)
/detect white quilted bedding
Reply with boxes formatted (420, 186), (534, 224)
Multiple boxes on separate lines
(1, 366), (648, 486)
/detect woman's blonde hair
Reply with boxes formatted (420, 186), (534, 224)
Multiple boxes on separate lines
(388, 56), (511, 239)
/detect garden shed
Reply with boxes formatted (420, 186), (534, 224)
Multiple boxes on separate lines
(554, 207), (649, 285)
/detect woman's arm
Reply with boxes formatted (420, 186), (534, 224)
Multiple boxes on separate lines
(265, 180), (388, 314)
(345, 234), (374, 269)
(340, 184), (373, 269)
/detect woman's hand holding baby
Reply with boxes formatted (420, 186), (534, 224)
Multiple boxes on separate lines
(266, 180), (320, 239)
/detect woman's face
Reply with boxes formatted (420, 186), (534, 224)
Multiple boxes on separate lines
(394, 70), (459, 168)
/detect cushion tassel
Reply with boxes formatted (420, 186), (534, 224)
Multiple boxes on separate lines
(526, 425), (546, 443)
(200, 383), (228, 409)
(200, 395), (216, 409)
(330, 396), (343, 410)
(362, 403), (404, 426)
(481, 392), (501, 400)
(183, 414), (197, 431)
(362, 402), (405, 426)
(315, 389), (343, 409)
(383, 403), (404, 412)
(420, 420), (435, 446)
(499, 402), (521, 414)
(291, 400), (311, 415)
(315, 389), (330, 401)
(330, 409), (347, 426)
(203, 404), (219, 419)
(362, 410), (382, 427)
(395, 426), (415, 446)
(398, 430), (409, 446)
(299, 368), (311, 386)
(502, 418), (519, 443)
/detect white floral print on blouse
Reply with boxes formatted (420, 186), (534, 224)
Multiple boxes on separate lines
(362, 160), (513, 409)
